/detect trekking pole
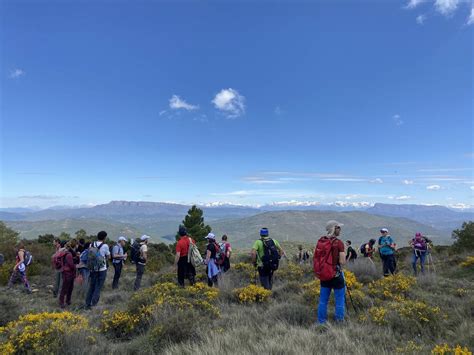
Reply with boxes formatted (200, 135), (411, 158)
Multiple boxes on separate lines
(346, 287), (358, 314)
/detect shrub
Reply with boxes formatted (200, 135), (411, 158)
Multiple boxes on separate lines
(101, 309), (151, 339)
(391, 299), (442, 323)
(0, 312), (90, 354)
(460, 256), (474, 268)
(302, 280), (321, 304)
(277, 263), (304, 280)
(368, 274), (416, 300)
(344, 270), (363, 290)
(266, 302), (314, 326)
(233, 262), (256, 280)
(431, 344), (472, 355)
(0, 295), (20, 327)
(368, 306), (387, 325)
(0, 263), (14, 286)
(234, 284), (272, 303)
(395, 340), (423, 353)
(347, 258), (380, 284)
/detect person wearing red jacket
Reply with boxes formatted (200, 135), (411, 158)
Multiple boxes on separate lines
(59, 241), (77, 308)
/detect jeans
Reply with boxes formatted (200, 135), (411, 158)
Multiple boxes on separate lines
(381, 254), (396, 276)
(85, 270), (107, 307)
(53, 270), (62, 296)
(317, 286), (345, 324)
(59, 273), (75, 307)
(134, 263), (145, 291)
(412, 251), (426, 275)
(177, 256), (196, 287)
(258, 266), (274, 290)
(112, 262), (123, 289)
(8, 269), (32, 292)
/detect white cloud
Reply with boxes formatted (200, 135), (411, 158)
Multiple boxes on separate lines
(470, 186), (474, 190)
(370, 178), (384, 184)
(467, 6), (474, 25)
(212, 88), (245, 118)
(169, 95), (198, 111)
(402, 179), (414, 185)
(416, 14), (427, 24)
(393, 114), (404, 126)
(395, 195), (412, 200)
(274, 106), (283, 115)
(406, 0), (426, 8)
(434, 0), (459, 15)
(426, 184), (441, 190)
(9, 68), (25, 79)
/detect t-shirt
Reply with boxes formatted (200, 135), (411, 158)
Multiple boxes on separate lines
(207, 243), (218, 259)
(346, 246), (357, 260)
(176, 236), (192, 257)
(139, 243), (148, 265)
(320, 238), (345, 289)
(252, 238), (281, 267)
(112, 244), (124, 264)
(92, 241), (110, 272)
(378, 236), (394, 255)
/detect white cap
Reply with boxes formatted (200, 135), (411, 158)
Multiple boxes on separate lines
(380, 228), (389, 233)
(326, 220), (344, 233)
(205, 233), (216, 240)
(117, 236), (128, 242)
(140, 235), (151, 241)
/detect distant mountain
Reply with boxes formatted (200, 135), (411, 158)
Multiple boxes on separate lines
(211, 210), (451, 248)
(366, 203), (474, 231)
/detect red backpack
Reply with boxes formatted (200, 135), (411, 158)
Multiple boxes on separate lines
(313, 236), (338, 281)
(53, 250), (68, 271)
(214, 242), (226, 266)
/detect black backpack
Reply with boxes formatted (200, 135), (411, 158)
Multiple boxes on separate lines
(261, 238), (280, 271)
(360, 243), (368, 257)
(130, 240), (141, 264)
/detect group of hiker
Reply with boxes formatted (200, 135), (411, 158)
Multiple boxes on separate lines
(5, 222), (433, 322)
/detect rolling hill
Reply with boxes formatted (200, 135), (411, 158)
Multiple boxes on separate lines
(210, 210), (452, 248)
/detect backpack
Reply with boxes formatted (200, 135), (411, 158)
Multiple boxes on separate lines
(187, 238), (203, 267)
(219, 242), (227, 256)
(87, 242), (106, 271)
(53, 250), (68, 270)
(413, 236), (427, 252)
(23, 250), (33, 267)
(313, 237), (338, 281)
(214, 243), (226, 266)
(303, 251), (310, 261)
(130, 241), (141, 264)
(261, 238), (280, 271)
(360, 244), (367, 256)
(80, 249), (89, 264)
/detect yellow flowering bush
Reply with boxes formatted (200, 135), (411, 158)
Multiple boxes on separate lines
(103, 282), (220, 339)
(234, 284), (272, 303)
(396, 340), (423, 353)
(344, 270), (363, 290)
(368, 306), (387, 325)
(0, 312), (89, 354)
(278, 263), (304, 280)
(234, 262), (256, 280)
(302, 280), (321, 302)
(432, 344), (472, 355)
(460, 256), (474, 268)
(368, 274), (416, 300)
(455, 288), (468, 298)
(392, 299), (441, 323)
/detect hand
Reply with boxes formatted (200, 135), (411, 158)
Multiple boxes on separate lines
(173, 264), (177, 272)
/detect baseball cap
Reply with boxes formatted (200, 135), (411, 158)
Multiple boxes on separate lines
(205, 233), (216, 240)
(260, 228), (269, 237)
(140, 235), (151, 241)
(380, 228), (389, 233)
(326, 220), (344, 233)
(117, 236), (128, 242)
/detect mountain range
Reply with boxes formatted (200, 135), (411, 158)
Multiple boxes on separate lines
(1, 201), (472, 243)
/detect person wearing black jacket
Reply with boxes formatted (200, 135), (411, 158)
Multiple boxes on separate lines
(346, 240), (357, 262)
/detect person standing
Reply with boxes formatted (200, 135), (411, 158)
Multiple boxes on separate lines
(76, 242), (90, 292)
(51, 238), (63, 297)
(8, 242), (33, 294)
(111, 236), (128, 289)
(220, 234), (232, 273)
(315, 221), (346, 324)
(174, 227), (197, 287)
(134, 235), (149, 291)
(59, 241), (77, 308)
(205, 233), (220, 287)
(251, 228), (284, 290)
(345, 240), (357, 262)
(85, 231), (110, 309)
(378, 228), (397, 277)
(410, 232), (431, 275)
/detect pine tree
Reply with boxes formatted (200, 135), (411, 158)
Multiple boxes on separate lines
(177, 205), (211, 250)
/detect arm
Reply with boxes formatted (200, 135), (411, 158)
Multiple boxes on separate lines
(226, 246), (232, 258)
(251, 249), (257, 264)
(339, 252), (346, 266)
(13, 250), (24, 270)
(174, 252), (180, 266)
(205, 249), (211, 264)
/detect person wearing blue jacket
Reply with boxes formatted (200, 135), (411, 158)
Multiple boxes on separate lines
(378, 228), (397, 277)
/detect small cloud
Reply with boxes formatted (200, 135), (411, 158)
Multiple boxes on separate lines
(467, 6), (474, 25)
(212, 88), (245, 118)
(406, 0), (425, 9)
(159, 110), (167, 116)
(426, 184), (441, 190)
(169, 95), (199, 111)
(9, 68), (25, 79)
(395, 195), (412, 200)
(402, 179), (414, 185)
(434, 0), (459, 16)
(18, 195), (68, 200)
(370, 178), (384, 184)
(416, 14), (427, 24)
(274, 106), (283, 115)
(193, 114), (209, 123)
(393, 114), (404, 126)
(142, 194), (153, 198)
(470, 186), (474, 190)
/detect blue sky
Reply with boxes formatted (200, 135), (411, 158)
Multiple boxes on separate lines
(1, 0), (473, 209)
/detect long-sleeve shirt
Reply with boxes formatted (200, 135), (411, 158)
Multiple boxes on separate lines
(62, 250), (77, 278)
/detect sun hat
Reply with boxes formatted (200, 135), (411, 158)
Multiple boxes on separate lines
(140, 235), (151, 241)
(118, 236), (128, 242)
(326, 220), (343, 233)
(205, 233), (216, 240)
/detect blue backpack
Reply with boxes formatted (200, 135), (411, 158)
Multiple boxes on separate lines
(80, 249), (89, 264)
